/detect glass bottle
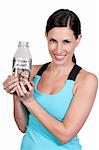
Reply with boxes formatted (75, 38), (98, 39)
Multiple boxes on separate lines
(12, 41), (32, 93)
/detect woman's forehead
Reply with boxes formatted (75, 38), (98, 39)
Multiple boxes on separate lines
(47, 27), (75, 39)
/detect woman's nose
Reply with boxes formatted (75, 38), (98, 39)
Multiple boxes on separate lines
(56, 43), (63, 53)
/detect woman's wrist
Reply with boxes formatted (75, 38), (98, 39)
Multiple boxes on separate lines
(13, 94), (21, 103)
(21, 97), (34, 105)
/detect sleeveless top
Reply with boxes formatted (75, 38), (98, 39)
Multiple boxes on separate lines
(21, 62), (82, 150)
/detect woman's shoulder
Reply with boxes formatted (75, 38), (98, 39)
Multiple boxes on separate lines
(76, 68), (98, 90)
(73, 67), (98, 95)
(80, 69), (98, 83)
(29, 64), (44, 80)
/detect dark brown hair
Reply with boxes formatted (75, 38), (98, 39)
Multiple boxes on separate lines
(46, 9), (81, 64)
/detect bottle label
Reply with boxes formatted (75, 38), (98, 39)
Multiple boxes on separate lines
(12, 57), (32, 70)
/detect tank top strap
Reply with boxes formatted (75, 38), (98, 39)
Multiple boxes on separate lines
(36, 62), (82, 81)
(67, 64), (82, 81)
(36, 62), (51, 76)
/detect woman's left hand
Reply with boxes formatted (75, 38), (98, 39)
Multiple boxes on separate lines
(16, 79), (34, 103)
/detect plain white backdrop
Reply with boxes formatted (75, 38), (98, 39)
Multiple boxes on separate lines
(0, 0), (99, 149)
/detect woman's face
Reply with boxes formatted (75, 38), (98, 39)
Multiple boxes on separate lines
(46, 27), (81, 65)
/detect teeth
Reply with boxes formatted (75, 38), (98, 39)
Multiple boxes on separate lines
(55, 55), (65, 58)
(54, 54), (66, 61)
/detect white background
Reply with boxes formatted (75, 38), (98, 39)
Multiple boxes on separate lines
(0, 0), (99, 149)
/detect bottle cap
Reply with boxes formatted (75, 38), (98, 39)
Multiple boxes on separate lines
(18, 41), (29, 47)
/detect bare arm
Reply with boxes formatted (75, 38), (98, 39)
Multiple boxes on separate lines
(13, 95), (29, 133)
(21, 73), (98, 143)
(3, 64), (43, 133)
(14, 64), (43, 132)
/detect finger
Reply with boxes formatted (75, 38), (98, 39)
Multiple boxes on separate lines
(3, 75), (16, 86)
(8, 77), (19, 85)
(16, 86), (25, 102)
(16, 88), (20, 97)
(7, 75), (13, 79)
(19, 82), (27, 94)
(24, 80), (34, 92)
(4, 77), (19, 90)
(9, 86), (17, 94)
(6, 82), (19, 93)
(14, 68), (18, 77)
(7, 75), (14, 81)
(17, 84), (25, 97)
(3, 75), (13, 86)
(30, 81), (34, 86)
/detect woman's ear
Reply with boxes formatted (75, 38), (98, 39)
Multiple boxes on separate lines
(75, 34), (82, 47)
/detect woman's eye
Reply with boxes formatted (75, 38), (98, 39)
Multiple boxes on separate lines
(63, 40), (70, 44)
(49, 39), (56, 43)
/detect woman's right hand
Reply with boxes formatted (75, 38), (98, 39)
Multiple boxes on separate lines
(3, 75), (19, 94)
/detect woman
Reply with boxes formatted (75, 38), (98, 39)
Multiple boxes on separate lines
(3, 9), (98, 150)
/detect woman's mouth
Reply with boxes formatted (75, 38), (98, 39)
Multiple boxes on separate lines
(54, 54), (66, 61)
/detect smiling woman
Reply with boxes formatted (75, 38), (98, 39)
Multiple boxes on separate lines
(3, 9), (98, 150)
(46, 27), (81, 65)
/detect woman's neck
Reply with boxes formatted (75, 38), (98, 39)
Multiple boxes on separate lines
(47, 61), (75, 76)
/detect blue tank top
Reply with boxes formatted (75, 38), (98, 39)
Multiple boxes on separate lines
(21, 62), (82, 150)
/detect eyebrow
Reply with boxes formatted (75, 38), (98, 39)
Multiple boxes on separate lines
(49, 38), (57, 42)
(49, 38), (71, 43)
(63, 39), (71, 43)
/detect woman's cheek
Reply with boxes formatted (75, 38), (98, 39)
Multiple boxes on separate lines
(48, 43), (56, 52)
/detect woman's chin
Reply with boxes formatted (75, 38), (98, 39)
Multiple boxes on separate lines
(53, 58), (67, 65)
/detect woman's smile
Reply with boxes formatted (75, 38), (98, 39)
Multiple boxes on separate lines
(54, 54), (66, 61)
(46, 27), (81, 65)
